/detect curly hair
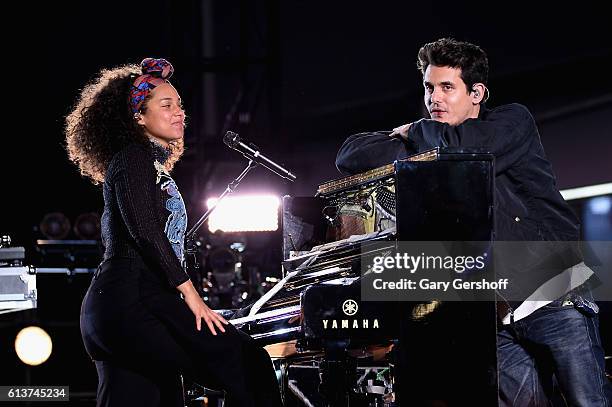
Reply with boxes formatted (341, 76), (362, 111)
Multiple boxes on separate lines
(65, 64), (184, 184)
(417, 38), (488, 95)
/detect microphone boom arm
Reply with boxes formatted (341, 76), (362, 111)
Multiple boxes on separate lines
(185, 159), (258, 241)
(224, 131), (297, 182)
(239, 150), (295, 181)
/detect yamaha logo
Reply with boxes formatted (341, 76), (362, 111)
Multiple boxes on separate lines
(322, 298), (379, 330)
(342, 299), (359, 316)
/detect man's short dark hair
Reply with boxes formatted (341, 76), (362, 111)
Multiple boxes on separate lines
(417, 38), (489, 92)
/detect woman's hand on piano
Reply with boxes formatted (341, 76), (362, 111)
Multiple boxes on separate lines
(178, 280), (229, 335)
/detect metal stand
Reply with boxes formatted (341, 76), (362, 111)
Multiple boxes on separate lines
(183, 160), (258, 293)
(186, 159), (258, 241)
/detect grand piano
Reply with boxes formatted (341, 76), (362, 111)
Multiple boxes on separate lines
(228, 148), (499, 406)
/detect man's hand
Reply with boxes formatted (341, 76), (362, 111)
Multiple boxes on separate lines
(389, 123), (411, 140)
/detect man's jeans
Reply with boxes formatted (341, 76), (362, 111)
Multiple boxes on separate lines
(498, 291), (612, 406)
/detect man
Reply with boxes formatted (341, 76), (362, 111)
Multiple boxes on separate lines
(336, 38), (611, 406)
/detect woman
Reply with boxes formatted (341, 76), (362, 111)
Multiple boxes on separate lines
(66, 58), (282, 406)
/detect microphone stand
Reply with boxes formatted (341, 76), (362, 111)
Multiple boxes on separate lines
(186, 159), (258, 241)
(183, 160), (258, 296)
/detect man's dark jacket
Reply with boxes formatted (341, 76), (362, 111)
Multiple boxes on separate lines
(335, 103), (582, 297)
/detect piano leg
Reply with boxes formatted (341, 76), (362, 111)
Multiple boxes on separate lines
(276, 358), (289, 406)
(319, 360), (355, 406)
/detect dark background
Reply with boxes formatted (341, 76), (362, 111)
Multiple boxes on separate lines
(2, 1), (611, 403)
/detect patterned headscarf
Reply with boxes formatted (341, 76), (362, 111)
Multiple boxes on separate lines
(129, 58), (174, 114)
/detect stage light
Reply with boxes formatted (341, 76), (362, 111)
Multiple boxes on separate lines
(230, 242), (246, 252)
(73, 212), (101, 240)
(588, 196), (611, 215)
(207, 195), (280, 232)
(560, 182), (612, 201)
(15, 326), (53, 366)
(39, 212), (70, 240)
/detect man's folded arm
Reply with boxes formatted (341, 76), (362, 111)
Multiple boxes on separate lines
(408, 103), (536, 174)
(335, 130), (418, 175)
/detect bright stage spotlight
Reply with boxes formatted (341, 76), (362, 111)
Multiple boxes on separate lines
(14, 326), (53, 366)
(207, 195), (280, 232)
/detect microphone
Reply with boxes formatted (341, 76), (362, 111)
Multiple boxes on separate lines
(223, 131), (297, 182)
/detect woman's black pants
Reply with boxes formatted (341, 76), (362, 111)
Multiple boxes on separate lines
(80, 258), (282, 407)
